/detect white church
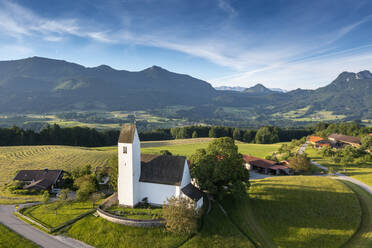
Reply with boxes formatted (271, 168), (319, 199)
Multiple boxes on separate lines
(117, 124), (203, 209)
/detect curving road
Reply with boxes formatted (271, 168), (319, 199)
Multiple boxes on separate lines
(298, 141), (372, 196)
(0, 204), (93, 248)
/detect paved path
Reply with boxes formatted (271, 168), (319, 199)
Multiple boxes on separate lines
(297, 141), (308, 155)
(299, 141), (372, 195)
(0, 204), (94, 248)
(311, 161), (329, 171)
(334, 174), (372, 195)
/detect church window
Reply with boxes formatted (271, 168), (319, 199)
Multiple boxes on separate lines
(123, 146), (127, 154)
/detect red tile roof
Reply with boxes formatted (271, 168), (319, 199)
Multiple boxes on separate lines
(309, 136), (324, 143)
(243, 155), (277, 168)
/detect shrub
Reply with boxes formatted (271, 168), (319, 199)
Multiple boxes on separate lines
(162, 197), (200, 234)
(160, 150), (172, 156)
(75, 175), (96, 201)
(42, 191), (50, 204)
(288, 154), (312, 172)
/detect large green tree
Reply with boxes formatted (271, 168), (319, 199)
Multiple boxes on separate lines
(255, 126), (279, 144)
(361, 135), (372, 150)
(190, 137), (249, 199)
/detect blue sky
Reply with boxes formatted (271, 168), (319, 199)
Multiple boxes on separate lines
(1, 0), (372, 90)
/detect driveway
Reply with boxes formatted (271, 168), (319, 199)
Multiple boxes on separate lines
(298, 141), (308, 155)
(0, 204), (93, 248)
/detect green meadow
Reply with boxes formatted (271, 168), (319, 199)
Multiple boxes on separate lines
(21, 201), (96, 229)
(223, 176), (361, 248)
(0, 223), (38, 248)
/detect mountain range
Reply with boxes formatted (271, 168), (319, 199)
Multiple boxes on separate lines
(0, 57), (371, 125)
(215, 85), (286, 93)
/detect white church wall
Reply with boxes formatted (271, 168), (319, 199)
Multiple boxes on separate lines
(131, 130), (141, 205)
(139, 182), (180, 206)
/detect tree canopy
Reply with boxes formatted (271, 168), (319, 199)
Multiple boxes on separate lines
(255, 126), (279, 144)
(190, 137), (249, 199)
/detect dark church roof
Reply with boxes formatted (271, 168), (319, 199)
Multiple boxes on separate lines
(118, 124), (136, 143)
(181, 183), (203, 201)
(14, 169), (63, 184)
(140, 154), (186, 186)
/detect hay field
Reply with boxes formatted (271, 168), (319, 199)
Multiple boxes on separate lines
(0, 146), (115, 186)
(0, 139), (286, 187)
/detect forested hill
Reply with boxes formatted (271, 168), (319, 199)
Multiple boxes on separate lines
(0, 57), (215, 112)
(0, 57), (371, 122)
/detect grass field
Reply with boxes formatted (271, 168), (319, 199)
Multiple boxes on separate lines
(66, 215), (189, 248)
(0, 190), (43, 205)
(306, 146), (372, 187)
(340, 180), (372, 247)
(0, 223), (38, 248)
(181, 204), (255, 248)
(106, 205), (162, 220)
(21, 201), (96, 228)
(223, 176), (361, 248)
(66, 202), (255, 248)
(141, 141), (287, 159)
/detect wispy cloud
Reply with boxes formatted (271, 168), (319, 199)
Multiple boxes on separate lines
(0, 0), (371, 90)
(325, 14), (372, 45)
(218, 0), (237, 18)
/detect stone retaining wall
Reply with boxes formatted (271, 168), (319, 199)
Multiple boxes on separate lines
(96, 206), (165, 227)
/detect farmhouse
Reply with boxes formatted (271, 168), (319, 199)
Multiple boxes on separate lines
(308, 136), (324, 145)
(243, 155), (291, 175)
(13, 169), (64, 192)
(308, 136), (332, 148)
(118, 124), (203, 209)
(328, 133), (361, 148)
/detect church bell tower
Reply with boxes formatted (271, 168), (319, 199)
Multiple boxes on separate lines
(117, 124), (141, 207)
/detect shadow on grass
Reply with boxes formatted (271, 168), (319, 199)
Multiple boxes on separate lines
(222, 178), (361, 248)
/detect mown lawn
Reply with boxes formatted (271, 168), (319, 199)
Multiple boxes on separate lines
(223, 176), (361, 248)
(0, 223), (39, 248)
(21, 201), (95, 228)
(0, 190), (43, 205)
(340, 180), (372, 248)
(106, 205), (162, 220)
(306, 146), (372, 187)
(141, 141), (288, 159)
(66, 215), (189, 248)
(181, 204), (255, 248)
